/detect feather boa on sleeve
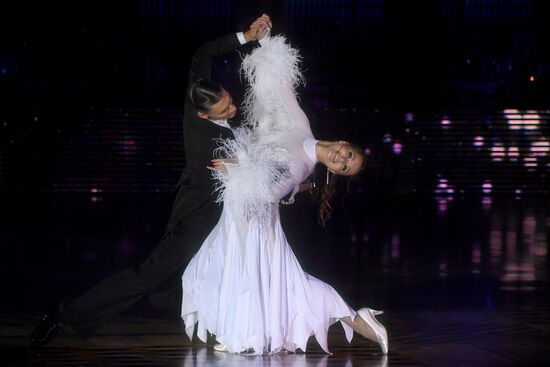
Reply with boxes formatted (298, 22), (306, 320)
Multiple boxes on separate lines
(240, 36), (303, 136)
(212, 35), (303, 221)
(212, 128), (290, 221)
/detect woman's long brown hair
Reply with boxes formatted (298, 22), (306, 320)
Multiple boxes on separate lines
(309, 146), (366, 226)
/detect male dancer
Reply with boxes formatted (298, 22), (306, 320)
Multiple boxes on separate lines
(29, 14), (272, 348)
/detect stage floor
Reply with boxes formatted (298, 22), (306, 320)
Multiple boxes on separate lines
(0, 194), (548, 366)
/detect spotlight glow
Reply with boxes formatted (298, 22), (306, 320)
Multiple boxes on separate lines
(507, 146), (519, 159)
(524, 157), (537, 168)
(504, 109), (541, 130)
(392, 141), (403, 154)
(530, 140), (550, 156)
(473, 136), (484, 147)
(491, 145), (505, 161)
(404, 113), (414, 122)
(482, 181), (492, 194)
(435, 178), (454, 195)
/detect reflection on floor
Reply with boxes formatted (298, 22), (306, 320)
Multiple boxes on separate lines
(0, 194), (548, 366)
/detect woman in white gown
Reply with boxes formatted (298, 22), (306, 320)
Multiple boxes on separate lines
(180, 35), (388, 355)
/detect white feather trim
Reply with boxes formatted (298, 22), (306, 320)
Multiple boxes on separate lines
(213, 35), (301, 221)
(241, 35), (303, 135)
(212, 128), (290, 221)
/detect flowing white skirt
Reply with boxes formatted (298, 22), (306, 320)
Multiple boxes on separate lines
(181, 206), (356, 354)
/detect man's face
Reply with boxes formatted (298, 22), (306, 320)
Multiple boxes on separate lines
(198, 89), (237, 120)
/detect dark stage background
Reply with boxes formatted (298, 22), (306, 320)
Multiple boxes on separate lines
(0, 0), (549, 194)
(1, 3), (550, 365)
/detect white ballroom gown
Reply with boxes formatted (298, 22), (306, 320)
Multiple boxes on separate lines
(180, 36), (357, 354)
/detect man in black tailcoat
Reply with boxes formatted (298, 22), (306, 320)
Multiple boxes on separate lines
(29, 14), (272, 348)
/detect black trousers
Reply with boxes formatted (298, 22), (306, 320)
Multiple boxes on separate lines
(59, 185), (221, 339)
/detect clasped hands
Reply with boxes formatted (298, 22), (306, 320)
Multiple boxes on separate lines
(244, 13), (272, 42)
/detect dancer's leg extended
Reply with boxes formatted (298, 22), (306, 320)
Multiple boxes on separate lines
(59, 201), (221, 339)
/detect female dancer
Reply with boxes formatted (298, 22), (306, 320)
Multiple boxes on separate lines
(180, 34), (388, 355)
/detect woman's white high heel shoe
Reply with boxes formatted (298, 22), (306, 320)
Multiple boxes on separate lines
(213, 343), (229, 352)
(369, 309), (384, 316)
(213, 343), (255, 354)
(357, 308), (388, 355)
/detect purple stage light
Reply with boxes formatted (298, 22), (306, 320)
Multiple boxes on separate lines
(392, 141), (403, 154)
(482, 181), (492, 194)
(529, 140), (550, 156)
(473, 136), (484, 147)
(491, 145), (505, 161)
(507, 146), (519, 159)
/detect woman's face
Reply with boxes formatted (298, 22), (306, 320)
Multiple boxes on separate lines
(324, 141), (363, 176)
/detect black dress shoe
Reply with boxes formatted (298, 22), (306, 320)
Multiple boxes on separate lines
(29, 313), (64, 349)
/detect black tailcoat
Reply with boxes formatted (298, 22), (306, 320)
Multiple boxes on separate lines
(59, 33), (252, 338)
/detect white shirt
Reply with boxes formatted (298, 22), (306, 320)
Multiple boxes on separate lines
(208, 118), (232, 130)
(236, 32), (247, 45)
(237, 32), (269, 47)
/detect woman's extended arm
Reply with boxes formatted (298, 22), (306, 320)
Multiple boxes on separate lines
(277, 80), (314, 137)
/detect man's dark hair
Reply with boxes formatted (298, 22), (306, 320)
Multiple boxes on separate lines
(189, 79), (223, 113)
